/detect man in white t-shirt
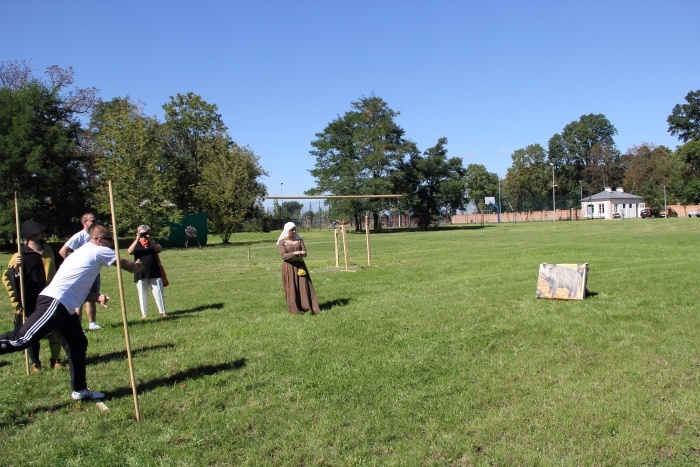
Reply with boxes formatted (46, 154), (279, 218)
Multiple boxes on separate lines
(59, 213), (103, 331)
(0, 225), (144, 400)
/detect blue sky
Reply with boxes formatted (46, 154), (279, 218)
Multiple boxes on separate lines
(3, 1), (698, 208)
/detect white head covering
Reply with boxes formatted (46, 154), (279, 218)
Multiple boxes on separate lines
(277, 222), (302, 245)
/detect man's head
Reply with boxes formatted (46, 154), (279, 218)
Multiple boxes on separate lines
(22, 220), (47, 246)
(81, 213), (97, 232)
(90, 225), (113, 248)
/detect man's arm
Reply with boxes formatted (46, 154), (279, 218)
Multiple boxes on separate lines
(58, 244), (71, 259)
(117, 258), (145, 274)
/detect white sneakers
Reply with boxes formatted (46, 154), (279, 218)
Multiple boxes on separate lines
(88, 323), (103, 331)
(72, 388), (105, 400)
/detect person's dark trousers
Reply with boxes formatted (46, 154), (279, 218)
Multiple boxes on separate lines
(13, 312), (41, 366)
(0, 296), (88, 391)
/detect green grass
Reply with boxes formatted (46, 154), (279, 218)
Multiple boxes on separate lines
(1, 218), (700, 465)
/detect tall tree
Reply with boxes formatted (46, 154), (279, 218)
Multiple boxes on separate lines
(0, 60), (98, 115)
(505, 144), (550, 211)
(395, 137), (466, 229)
(464, 164), (499, 211)
(621, 144), (682, 208)
(675, 141), (700, 203)
(280, 201), (304, 219)
(162, 92), (228, 212)
(88, 97), (180, 235)
(195, 137), (267, 242)
(548, 114), (620, 204)
(309, 94), (416, 230)
(667, 90), (700, 143)
(0, 82), (88, 240)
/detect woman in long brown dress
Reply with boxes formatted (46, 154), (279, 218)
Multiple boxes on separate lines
(277, 222), (320, 315)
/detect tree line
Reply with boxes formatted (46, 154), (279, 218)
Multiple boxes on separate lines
(0, 61), (267, 243)
(2, 60), (699, 239)
(309, 91), (700, 229)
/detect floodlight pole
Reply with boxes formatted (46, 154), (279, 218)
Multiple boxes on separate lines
(498, 178), (502, 223)
(664, 183), (667, 217)
(550, 163), (556, 222)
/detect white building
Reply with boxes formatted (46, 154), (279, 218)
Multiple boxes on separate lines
(581, 187), (645, 219)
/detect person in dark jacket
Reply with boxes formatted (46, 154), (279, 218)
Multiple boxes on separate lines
(127, 225), (169, 319)
(2, 220), (65, 372)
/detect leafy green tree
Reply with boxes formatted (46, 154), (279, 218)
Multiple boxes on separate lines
(505, 144), (550, 211)
(667, 90), (700, 143)
(0, 60), (98, 115)
(464, 164), (499, 211)
(0, 82), (88, 241)
(675, 141), (700, 203)
(395, 137), (466, 229)
(280, 201), (303, 219)
(87, 97), (180, 236)
(310, 94), (417, 231)
(548, 114), (620, 204)
(195, 137), (267, 242)
(621, 144), (682, 208)
(162, 92), (228, 212)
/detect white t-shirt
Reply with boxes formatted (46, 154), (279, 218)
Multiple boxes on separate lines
(64, 230), (91, 251)
(42, 242), (116, 311)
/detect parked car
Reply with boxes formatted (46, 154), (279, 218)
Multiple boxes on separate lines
(687, 209), (700, 218)
(640, 208), (660, 218)
(663, 208), (679, 218)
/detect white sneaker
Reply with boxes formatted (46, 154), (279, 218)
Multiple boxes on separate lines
(88, 323), (103, 330)
(71, 388), (105, 400)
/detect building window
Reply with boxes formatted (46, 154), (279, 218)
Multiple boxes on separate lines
(599, 204), (605, 214)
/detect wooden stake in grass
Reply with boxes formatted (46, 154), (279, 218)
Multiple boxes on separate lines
(13, 192), (30, 376)
(365, 215), (372, 267)
(341, 224), (350, 271)
(108, 181), (142, 422)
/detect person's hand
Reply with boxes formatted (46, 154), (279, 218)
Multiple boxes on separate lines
(134, 260), (145, 273)
(13, 256), (22, 271)
(97, 293), (110, 308)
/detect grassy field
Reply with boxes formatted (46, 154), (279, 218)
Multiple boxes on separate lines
(0, 218), (699, 465)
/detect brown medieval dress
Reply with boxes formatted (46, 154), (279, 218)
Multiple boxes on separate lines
(278, 239), (320, 314)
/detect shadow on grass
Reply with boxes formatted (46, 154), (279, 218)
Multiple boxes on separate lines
(173, 302), (225, 315)
(86, 343), (176, 365)
(320, 298), (351, 311)
(107, 358), (248, 399)
(0, 401), (73, 430)
(106, 303), (225, 329)
(0, 359), (245, 428)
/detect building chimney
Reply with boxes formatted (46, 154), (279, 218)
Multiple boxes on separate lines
(604, 187), (612, 192)
(616, 187), (624, 192)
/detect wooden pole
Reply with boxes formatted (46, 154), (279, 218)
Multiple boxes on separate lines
(14, 193), (30, 375)
(365, 215), (372, 267)
(107, 181), (142, 422)
(334, 228), (339, 268)
(341, 224), (350, 271)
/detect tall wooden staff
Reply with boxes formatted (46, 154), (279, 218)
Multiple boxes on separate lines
(13, 192), (30, 375)
(108, 181), (142, 421)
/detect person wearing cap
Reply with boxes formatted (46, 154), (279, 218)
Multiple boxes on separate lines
(0, 225), (145, 400)
(2, 220), (66, 372)
(277, 222), (320, 315)
(127, 225), (169, 319)
(59, 213), (103, 331)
